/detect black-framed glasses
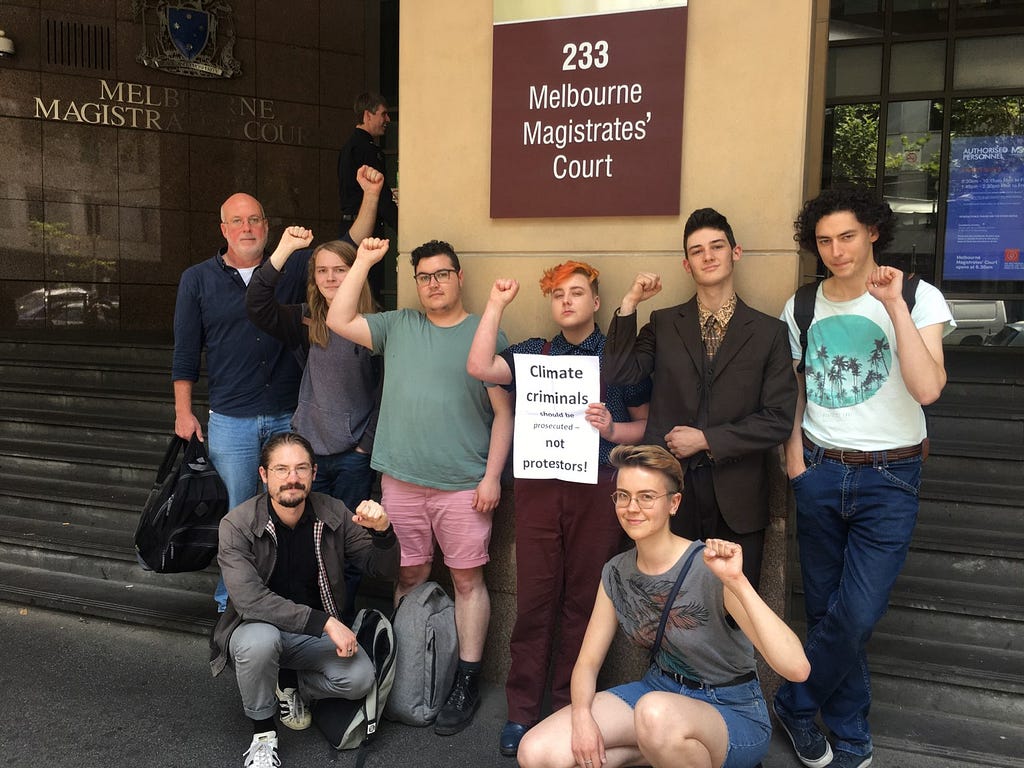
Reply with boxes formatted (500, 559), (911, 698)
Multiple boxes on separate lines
(414, 269), (456, 286)
(610, 490), (674, 509)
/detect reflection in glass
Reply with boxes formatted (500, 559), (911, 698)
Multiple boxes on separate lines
(883, 100), (943, 277)
(13, 283), (120, 329)
(893, 0), (949, 34)
(890, 41), (946, 93)
(828, 45), (883, 98)
(823, 103), (881, 191)
(951, 95), (1024, 136)
(954, 35), (1024, 89)
(829, 0), (883, 40)
(956, 0), (1024, 30)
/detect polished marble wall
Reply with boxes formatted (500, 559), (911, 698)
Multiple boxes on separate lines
(0, 0), (376, 335)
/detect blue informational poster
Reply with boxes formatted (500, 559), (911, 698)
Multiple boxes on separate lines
(943, 136), (1024, 281)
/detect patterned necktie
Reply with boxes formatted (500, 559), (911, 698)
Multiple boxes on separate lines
(704, 314), (722, 358)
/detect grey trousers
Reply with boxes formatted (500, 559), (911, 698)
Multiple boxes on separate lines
(229, 621), (375, 720)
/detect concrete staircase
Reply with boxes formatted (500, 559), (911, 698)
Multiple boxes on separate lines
(0, 338), (218, 634)
(1, 339), (1021, 766)
(790, 347), (1024, 767)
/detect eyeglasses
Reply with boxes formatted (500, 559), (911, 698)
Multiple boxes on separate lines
(266, 464), (313, 480)
(414, 269), (456, 286)
(610, 491), (675, 509)
(223, 215), (267, 228)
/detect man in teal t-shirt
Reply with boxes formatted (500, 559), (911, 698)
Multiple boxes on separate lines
(326, 237), (512, 737)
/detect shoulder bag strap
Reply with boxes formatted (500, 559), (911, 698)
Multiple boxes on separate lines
(648, 542), (706, 665)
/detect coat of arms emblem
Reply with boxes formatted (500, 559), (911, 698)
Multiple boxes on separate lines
(134, 0), (241, 78)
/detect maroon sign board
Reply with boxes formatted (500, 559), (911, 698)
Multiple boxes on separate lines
(490, 5), (687, 218)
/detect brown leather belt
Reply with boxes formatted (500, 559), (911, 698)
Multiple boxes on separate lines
(802, 434), (923, 465)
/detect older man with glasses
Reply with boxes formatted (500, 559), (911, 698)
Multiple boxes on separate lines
(172, 192), (309, 612)
(326, 237), (514, 737)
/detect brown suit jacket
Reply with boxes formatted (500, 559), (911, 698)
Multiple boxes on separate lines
(604, 296), (797, 533)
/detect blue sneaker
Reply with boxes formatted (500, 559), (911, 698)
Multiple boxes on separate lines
(831, 749), (872, 768)
(772, 698), (833, 768)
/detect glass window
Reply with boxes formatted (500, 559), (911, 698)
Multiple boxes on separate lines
(954, 35), (1024, 89)
(828, 45), (883, 98)
(893, 0), (949, 34)
(951, 95), (1024, 136)
(823, 103), (881, 190)
(883, 100), (944, 277)
(890, 40), (946, 93)
(830, 0), (884, 40)
(956, 0), (1024, 30)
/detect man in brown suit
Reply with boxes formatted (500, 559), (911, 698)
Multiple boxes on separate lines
(604, 208), (796, 588)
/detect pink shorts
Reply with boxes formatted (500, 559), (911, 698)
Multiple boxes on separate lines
(380, 474), (492, 569)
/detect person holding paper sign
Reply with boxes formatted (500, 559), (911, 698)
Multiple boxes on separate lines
(466, 261), (650, 758)
(604, 208), (797, 590)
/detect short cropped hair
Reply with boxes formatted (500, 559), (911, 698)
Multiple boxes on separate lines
(608, 444), (684, 494)
(410, 239), (461, 271)
(260, 432), (315, 469)
(684, 208), (736, 251)
(538, 260), (600, 296)
(354, 92), (387, 121)
(794, 187), (896, 254)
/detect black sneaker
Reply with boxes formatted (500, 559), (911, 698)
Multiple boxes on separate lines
(773, 698), (833, 768)
(434, 671), (480, 736)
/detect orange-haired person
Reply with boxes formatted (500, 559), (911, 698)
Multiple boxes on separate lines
(467, 262), (651, 758)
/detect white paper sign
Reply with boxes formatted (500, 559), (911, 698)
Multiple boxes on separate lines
(512, 353), (600, 483)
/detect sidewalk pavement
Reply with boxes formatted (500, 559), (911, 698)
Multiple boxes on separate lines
(3, 601), (936, 768)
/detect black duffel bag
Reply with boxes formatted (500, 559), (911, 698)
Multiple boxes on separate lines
(134, 434), (229, 573)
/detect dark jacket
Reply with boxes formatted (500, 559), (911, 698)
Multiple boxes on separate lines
(604, 297), (797, 533)
(210, 492), (399, 676)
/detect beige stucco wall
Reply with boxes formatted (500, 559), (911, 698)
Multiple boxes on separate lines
(398, 0), (819, 686)
(398, 0), (816, 333)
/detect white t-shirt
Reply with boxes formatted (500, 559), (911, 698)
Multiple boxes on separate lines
(781, 280), (954, 451)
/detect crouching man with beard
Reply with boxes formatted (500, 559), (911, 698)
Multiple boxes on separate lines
(210, 431), (400, 768)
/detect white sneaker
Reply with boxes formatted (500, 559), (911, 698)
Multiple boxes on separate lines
(275, 685), (312, 730)
(243, 731), (280, 768)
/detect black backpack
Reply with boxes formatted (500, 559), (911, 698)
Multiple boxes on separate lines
(794, 275), (920, 373)
(315, 608), (397, 766)
(134, 435), (229, 573)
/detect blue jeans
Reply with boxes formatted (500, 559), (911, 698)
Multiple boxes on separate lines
(311, 449), (375, 512)
(609, 665), (770, 768)
(775, 445), (921, 756)
(208, 410), (293, 611)
(312, 449), (375, 623)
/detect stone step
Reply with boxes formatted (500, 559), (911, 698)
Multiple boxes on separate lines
(922, 476), (1021, 507)
(926, 413), (1024, 449)
(871, 671), (1024, 737)
(0, 538), (219, 595)
(900, 543), (1024, 586)
(870, 701), (1024, 768)
(1, 452), (156, 490)
(0, 408), (174, 446)
(0, 363), (174, 397)
(1, 388), (179, 424)
(869, 630), (1024, 695)
(913, 520), (1024, 559)
(0, 560), (215, 635)
(0, 436), (164, 470)
(875, 602), (1024, 653)
(0, 491), (140, 530)
(0, 339), (175, 369)
(918, 496), (1023, 535)
(922, 452), (1022, 485)
(791, 564), (1024, 624)
(2, 473), (149, 509)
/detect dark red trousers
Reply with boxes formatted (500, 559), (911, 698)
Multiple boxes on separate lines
(505, 469), (623, 725)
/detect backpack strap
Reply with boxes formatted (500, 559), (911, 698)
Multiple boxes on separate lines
(648, 542), (706, 666)
(794, 282), (818, 374)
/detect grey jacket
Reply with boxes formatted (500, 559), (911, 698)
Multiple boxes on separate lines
(209, 492), (400, 676)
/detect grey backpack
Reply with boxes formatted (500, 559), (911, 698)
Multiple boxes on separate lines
(385, 581), (459, 725)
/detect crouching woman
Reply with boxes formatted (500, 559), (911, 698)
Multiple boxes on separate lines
(518, 445), (809, 768)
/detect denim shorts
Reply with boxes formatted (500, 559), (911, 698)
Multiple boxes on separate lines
(607, 664), (771, 768)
